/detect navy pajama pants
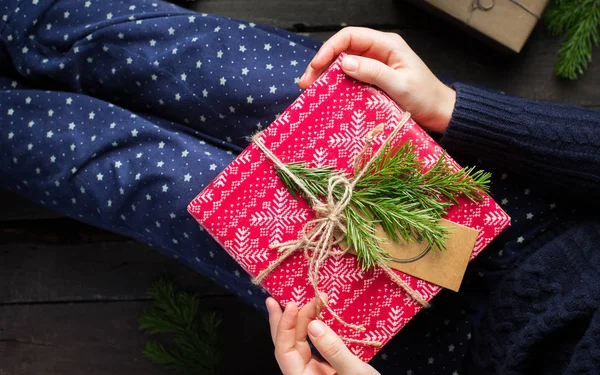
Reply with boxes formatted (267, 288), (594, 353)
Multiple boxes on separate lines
(0, 1), (561, 373)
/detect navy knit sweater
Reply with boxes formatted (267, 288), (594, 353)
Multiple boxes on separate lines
(440, 83), (600, 374)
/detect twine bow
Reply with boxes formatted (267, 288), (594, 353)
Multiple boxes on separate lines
(251, 112), (430, 347)
(467, 0), (541, 24)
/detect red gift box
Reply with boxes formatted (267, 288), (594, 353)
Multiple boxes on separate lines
(188, 54), (510, 362)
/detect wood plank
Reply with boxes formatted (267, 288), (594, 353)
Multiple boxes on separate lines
(0, 240), (228, 304)
(308, 25), (600, 106)
(0, 297), (279, 375)
(190, 0), (424, 29)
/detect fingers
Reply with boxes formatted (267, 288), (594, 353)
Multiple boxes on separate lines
(300, 27), (407, 88)
(266, 297), (282, 345)
(308, 320), (366, 374)
(340, 55), (400, 96)
(296, 294), (327, 343)
(274, 301), (299, 358)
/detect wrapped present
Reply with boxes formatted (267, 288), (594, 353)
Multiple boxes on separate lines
(408, 0), (550, 52)
(188, 54), (510, 362)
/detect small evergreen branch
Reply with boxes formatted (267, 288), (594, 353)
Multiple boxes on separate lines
(139, 279), (222, 375)
(277, 141), (490, 271)
(545, 0), (600, 79)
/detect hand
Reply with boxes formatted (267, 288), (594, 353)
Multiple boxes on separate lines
(266, 297), (380, 375)
(299, 27), (456, 134)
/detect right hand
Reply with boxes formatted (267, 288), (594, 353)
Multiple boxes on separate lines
(299, 27), (456, 134)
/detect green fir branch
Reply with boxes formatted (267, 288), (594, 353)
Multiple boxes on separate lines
(277, 140), (491, 271)
(545, 0), (600, 79)
(139, 279), (222, 375)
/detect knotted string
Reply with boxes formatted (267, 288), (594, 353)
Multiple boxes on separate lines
(468, 0), (541, 24)
(251, 112), (430, 347)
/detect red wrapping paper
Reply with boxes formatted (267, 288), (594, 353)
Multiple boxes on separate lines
(188, 54), (510, 362)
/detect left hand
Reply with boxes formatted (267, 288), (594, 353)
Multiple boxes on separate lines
(266, 297), (380, 375)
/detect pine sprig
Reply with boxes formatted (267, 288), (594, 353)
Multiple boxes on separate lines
(277, 141), (491, 271)
(139, 279), (222, 375)
(545, 0), (600, 79)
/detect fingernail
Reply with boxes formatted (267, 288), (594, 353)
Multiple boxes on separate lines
(342, 56), (358, 72)
(308, 320), (326, 337)
(300, 72), (306, 82)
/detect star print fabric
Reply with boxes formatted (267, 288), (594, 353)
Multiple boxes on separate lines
(0, 0), (558, 373)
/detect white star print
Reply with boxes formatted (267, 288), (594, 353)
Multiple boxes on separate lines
(453, 372), (459, 375)
(126, 57), (133, 64)
(27, 144), (33, 150)
(407, 370), (413, 375)
(66, 97), (72, 105)
(64, 11), (70, 18)
(162, 184), (168, 192)
(157, 161), (164, 167)
(209, 164), (217, 171)
(86, 57), (93, 63)
(246, 96), (254, 104)
(175, 93), (181, 101)
(214, 26), (221, 32)
(106, 13), (113, 20)
(501, 198), (508, 205)
(131, 129), (138, 137)
(241, 67), (249, 75)
(25, 97), (31, 104)
(136, 153), (143, 158)
(188, 15), (195, 22)
(107, 199), (112, 207)
(291, 60), (298, 66)
(129, 5), (136, 10)
(85, 1), (91, 7)
(168, 27), (175, 35)
(239, 24), (246, 30)
(89, 112), (95, 119)
(196, 60), (202, 68)
(169, 213), (176, 219)
(448, 344), (455, 352)
(172, 239), (178, 244)
(428, 357), (434, 364)
(180, 73), (187, 81)
(202, 89), (208, 97)
(217, 50), (223, 58)
(524, 188), (530, 195)
(96, 173), (103, 181)
(192, 37), (198, 42)
(269, 85), (277, 94)
(209, 251), (214, 258)
(153, 60), (159, 66)
(111, 68), (116, 74)
(517, 236), (525, 243)
(80, 186), (85, 193)
(115, 161), (122, 168)
(90, 135), (96, 142)
(131, 204), (136, 211)
(46, 131), (54, 138)
(249, 22), (256, 27)
(59, 63), (65, 70)
(135, 173), (141, 180)
(103, 45), (109, 52)
(158, 141), (165, 149)
(290, 41), (296, 46)
(146, 194), (152, 201)
(184, 173), (192, 182)
(8, 132), (14, 139)
(220, 77), (227, 85)
(149, 39), (156, 46)
(172, 48), (178, 54)
(239, 45), (246, 52)
(266, 63), (273, 70)
(70, 144), (76, 151)
(7, 108), (14, 116)
(200, 115), (206, 122)
(467, 333), (472, 339)
(28, 121), (34, 127)
(151, 74), (157, 81)
(264, 43), (272, 51)
(526, 212), (534, 219)
(68, 122), (76, 130)
(181, 150), (189, 157)
(229, 106), (235, 113)
(550, 203), (557, 209)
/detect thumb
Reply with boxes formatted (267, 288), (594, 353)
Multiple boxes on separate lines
(341, 55), (398, 94)
(308, 320), (365, 374)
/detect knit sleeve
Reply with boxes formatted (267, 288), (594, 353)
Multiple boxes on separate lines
(440, 83), (600, 203)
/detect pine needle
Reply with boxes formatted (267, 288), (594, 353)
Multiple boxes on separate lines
(545, 0), (600, 79)
(277, 140), (491, 271)
(139, 279), (222, 375)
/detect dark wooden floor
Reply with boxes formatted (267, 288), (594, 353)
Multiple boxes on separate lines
(2, 1), (600, 374)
